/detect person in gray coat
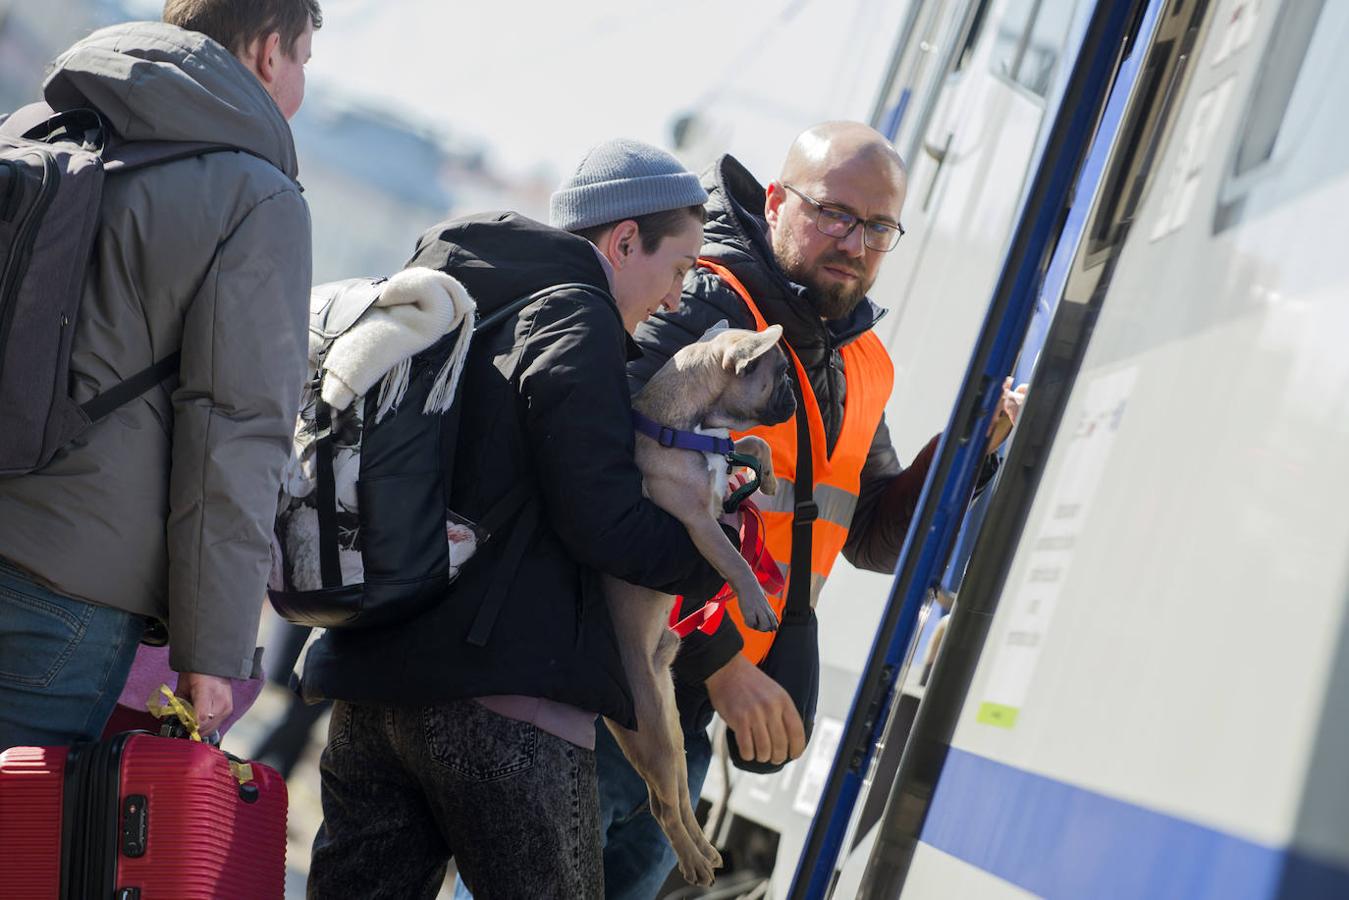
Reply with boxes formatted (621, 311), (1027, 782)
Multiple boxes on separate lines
(0, 0), (321, 750)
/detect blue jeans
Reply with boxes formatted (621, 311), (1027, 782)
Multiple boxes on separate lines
(0, 559), (144, 751)
(596, 720), (713, 900)
(452, 721), (714, 900)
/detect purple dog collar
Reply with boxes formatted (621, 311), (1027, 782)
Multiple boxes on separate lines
(632, 411), (735, 455)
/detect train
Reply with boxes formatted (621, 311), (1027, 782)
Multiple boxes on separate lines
(669, 0), (1349, 897)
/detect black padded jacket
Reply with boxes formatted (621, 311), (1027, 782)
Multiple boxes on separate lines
(302, 213), (727, 727)
(628, 156), (952, 711)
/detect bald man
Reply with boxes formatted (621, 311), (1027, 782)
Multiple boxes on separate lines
(587, 123), (1001, 898)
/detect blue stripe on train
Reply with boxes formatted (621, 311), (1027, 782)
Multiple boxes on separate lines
(920, 747), (1349, 899)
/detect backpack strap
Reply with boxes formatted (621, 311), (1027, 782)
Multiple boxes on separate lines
(312, 398), (344, 589)
(474, 281), (610, 332)
(785, 373), (816, 622)
(1, 106), (261, 426)
(102, 141), (244, 174)
(79, 353), (181, 424)
(15, 106), (95, 143)
(0, 102), (57, 139)
(76, 139), (264, 422)
(4, 105), (245, 174)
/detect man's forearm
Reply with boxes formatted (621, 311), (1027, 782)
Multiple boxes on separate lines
(843, 433), (940, 573)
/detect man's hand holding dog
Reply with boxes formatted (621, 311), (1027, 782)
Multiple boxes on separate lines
(706, 654), (806, 765)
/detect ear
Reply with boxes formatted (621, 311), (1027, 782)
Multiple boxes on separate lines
(696, 319), (731, 343)
(764, 182), (787, 233)
(239, 31), (283, 88)
(721, 324), (784, 375)
(600, 220), (641, 270)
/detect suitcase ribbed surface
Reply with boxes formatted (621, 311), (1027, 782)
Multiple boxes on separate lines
(0, 745), (67, 899)
(114, 734), (287, 899)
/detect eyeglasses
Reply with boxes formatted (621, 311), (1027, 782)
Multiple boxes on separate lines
(781, 183), (906, 252)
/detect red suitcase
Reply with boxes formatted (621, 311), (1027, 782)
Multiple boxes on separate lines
(0, 732), (287, 899)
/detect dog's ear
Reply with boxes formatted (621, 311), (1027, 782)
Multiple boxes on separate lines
(697, 319), (731, 343)
(721, 324), (784, 375)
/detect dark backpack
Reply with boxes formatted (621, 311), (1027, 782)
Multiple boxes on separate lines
(0, 105), (239, 475)
(267, 277), (608, 632)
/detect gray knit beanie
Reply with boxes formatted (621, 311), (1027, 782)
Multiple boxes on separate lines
(550, 138), (708, 232)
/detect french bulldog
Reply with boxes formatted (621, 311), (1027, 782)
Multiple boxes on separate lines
(603, 323), (796, 886)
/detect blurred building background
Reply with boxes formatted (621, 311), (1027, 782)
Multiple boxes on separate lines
(0, 0), (547, 284)
(288, 91), (550, 281)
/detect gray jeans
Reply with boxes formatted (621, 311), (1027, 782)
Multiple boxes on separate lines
(308, 698), (603, 900)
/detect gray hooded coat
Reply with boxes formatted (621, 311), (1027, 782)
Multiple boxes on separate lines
(0, 23), (311, 679)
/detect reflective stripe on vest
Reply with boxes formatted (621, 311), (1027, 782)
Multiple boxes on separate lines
(698, 259), (894, 666)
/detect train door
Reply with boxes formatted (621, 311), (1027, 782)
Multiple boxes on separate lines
(807, 2), (1009, 798)
(811, 0), (1086, 673)
(805, 0), (1088, 853)
(871, 0), (989, 165)
(871, 0), (1083, 459)
(892, 0), (1349, 893)
(679, 3), (1096, 895)
(787, 1), (1170, 895)
(837, 0), (1349, 895)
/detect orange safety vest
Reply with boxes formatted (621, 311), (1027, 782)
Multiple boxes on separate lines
(699, 260), (894, 665)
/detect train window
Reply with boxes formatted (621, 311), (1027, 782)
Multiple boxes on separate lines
(990, 0), (1077, 97)
(1231, 0), (1328, 176)
(990, 0), (1037, 83)
(1016, 0), (1075, 95)
(954, 0), (994, 73)
(1215, 0), (1348, 231)
(870, 2), (928, 140)
(1085, 0), (1208, 261)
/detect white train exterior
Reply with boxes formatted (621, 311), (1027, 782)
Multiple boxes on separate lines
(674, 1), (1349, 897)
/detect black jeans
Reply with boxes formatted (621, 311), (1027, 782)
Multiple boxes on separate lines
(307, 698), (603, 900)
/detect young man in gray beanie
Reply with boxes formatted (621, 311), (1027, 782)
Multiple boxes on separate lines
(553, 137), (710, 331)
(304, 139), (731, 900)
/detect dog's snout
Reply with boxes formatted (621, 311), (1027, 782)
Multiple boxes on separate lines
(765, 379), (797, 425)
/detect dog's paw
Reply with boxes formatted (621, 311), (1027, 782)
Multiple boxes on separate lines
(758, 469), (778, 496)
(740, 597), (779, 633)
(678, 853), (718, 888)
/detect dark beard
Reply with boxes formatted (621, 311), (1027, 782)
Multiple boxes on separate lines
(803, 274), (866, 320)
(784, 258), (870, 321)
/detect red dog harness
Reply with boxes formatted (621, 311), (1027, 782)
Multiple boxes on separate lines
(669, 497), (784, 638)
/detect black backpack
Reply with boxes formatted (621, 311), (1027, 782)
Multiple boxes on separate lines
(0, 105), (243, 475)
(267, 278), (607, 631)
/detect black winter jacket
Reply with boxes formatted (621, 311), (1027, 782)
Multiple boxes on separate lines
(629, 156), (944, 700)
(302, 213), (726, 727)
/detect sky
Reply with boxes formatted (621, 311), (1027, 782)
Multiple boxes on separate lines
(119, 0), (908, 181)
(300, 0), (837, 177)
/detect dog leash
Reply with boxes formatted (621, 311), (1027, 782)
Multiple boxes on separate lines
(632, 411), (735, 454)
(634, 413), (779, 636)
(669, 497), (784, 638)
(631, 412), (767, 509)
(722, 452), (763, 513)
